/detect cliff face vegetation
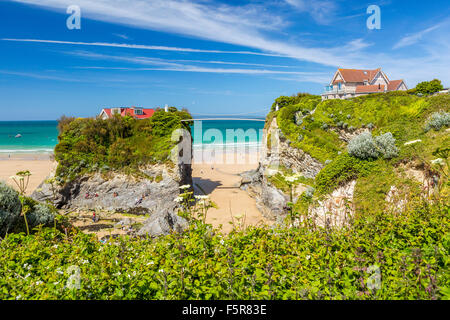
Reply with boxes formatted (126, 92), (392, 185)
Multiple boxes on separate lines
(245, 92), (449, 227)
(54, 109), (192, 182)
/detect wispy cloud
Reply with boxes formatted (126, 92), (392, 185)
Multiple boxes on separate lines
(393, 23), (445, 49)
(68, 51), (328, 80)
(0, 70), (83, 82)
(1, 38), (285, 57)
(284, 0), (337, 24)
(6, 0), (450, 86)
(113, 33), (129, 40)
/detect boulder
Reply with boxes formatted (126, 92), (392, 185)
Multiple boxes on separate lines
(137, 210), (188, 237)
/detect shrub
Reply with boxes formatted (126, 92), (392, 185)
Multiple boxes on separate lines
(26, 203), (55, 228)
(348, 132), (381, 160)
(425, 111), (450, 132)
(348, 132), (398, 160)
(374, 132), (399, 159)
(315, 153), (375, 194)
(415, 79), (444, 95)
(0, 182), (21, 235)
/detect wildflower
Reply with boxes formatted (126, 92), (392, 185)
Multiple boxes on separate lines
(306, 255), (311, 260)
(404, 139), (422, 146)
(16, 295), (22, 300)
(285, 176), (297, 183)
(431, 158), (445, 166)
(179, 184), (191, 190)
(220, 239), (225, 245)
(195, 195), (209, 200)
(35, 280), (43, 286)
(147, 261), (155, 266)
(174, 196), (184, 203)
(158, 269), (164, 273)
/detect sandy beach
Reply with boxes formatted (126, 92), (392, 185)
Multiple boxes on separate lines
(0, 153), (55, 195)
(192, 148), (269, 233)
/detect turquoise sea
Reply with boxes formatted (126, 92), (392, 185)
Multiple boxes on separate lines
(0, 119), (265, 154)
(0, 121), (58, 153)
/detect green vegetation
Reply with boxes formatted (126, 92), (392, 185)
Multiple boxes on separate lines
(348, 132), (398, 160)
(414, 79), (444, 95)
(0, 196), (448, 299)
(270, 91), (449, 213)
(54, 108), (192, 181)
(425, 111), (450, 132)
(0, 182), (56, 237)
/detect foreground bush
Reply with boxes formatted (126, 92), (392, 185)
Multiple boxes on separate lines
(0, 199), (448, 300)
(0, 182), (21, 235)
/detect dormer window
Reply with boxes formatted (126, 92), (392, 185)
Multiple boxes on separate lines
(134, 108), (143, 115)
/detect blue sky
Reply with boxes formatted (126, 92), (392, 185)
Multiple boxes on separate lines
(0, 0), (449, 120)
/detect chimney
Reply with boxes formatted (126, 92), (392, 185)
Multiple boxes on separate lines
(164, 104), (168, 112)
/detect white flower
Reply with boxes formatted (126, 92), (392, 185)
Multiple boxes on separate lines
(285, 176), (297, 183)
(306, 255), (311, 260)
(15, 295), (22, 300)
(158, 269), (164, 273)
(195, 195), (209, 200)
(404, 139), (422, 146)
(147, 261), (155, 266)
(220, 239), (225, 245)
(35, 280), (43, 286)
(431, 158), (445, 166)
(179, 184), (191, 189)
(174, 196), (184, 203)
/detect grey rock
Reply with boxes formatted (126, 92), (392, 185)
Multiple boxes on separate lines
(115, 218), (132, 227)
(137, 210), (188, 237)
(32, 163), (192, 215)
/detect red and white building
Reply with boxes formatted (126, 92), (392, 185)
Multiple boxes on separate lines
(99, 106), (155, 120)
(322, 68), (408, 100)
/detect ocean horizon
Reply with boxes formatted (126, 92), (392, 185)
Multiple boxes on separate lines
(0, 119), (265, 154)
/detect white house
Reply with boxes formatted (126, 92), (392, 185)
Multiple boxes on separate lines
(322, 68), (408, 100)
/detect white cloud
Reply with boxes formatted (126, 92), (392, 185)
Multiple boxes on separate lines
(68, 51), (328, 78)
(393, 24), (443, 49)
(1, 38), (285, 57)
(6, 0), (450, 86)
(284, 0), (336, 24)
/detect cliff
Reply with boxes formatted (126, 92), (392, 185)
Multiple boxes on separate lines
(242, 92), (449, 227)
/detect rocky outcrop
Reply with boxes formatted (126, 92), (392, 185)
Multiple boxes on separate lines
(31, 163), (192, 215)
(307, 180), (356, 228)
(137, 210), (188, 237)
(262, 118), (323, 179)
(240, 118), (323, 221)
